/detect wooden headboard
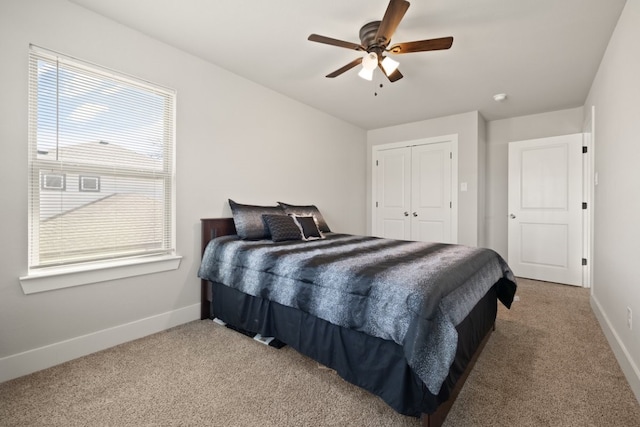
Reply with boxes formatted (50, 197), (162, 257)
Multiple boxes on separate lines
(200, 218), (236, 319)
(200, 218), (236, 255)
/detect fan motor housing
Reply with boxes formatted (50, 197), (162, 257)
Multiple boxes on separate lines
(359, 21), (385, 51)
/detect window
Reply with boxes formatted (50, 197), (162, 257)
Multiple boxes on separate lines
(79, 176), (100, 192)
(27, 46), (176, 273)
(41, 173), (66, 191)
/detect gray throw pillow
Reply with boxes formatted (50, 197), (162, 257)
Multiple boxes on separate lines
(277, 202), (331, 233)
(229, 199), (284, 240)
(263, 214), (303, 242)
(292, 215), (323, 240)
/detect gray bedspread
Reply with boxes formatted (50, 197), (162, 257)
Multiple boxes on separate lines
(198, 233), (516, 394)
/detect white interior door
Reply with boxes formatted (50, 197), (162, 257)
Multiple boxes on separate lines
(375, 146), (411, 240)
(508, 134), (583, 286)
(411, 143), (452, 243)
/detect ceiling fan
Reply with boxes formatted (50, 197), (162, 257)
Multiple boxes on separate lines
(308, 0), (453, 82)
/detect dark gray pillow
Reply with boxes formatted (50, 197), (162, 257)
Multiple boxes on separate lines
(292, 215), (323, 240)
(228, 199), (284, 240)
(278, 202), (331, 233)
(263, 214), (303, 242)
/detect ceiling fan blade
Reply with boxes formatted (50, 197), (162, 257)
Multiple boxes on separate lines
(374, 0), (410, 46)
(308, 34), (364, 51)
(387, 68), (403, 82)
(378, 63), (403, 82)
(326, 57), (363, 78)
(388, 36), (454, 54)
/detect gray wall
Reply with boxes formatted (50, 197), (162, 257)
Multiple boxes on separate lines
(0, 0), (366, 378)
(584, 0), (640, 400)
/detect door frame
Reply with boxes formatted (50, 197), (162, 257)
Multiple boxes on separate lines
(371, 134), (458, 243)
(583, 106), (595, 290)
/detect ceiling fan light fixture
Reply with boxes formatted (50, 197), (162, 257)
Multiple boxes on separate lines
(381, 56), (399, 75)
(358, 67), (374, 81)
(308, 0), (453, 83)
(362, 52), (378, 71)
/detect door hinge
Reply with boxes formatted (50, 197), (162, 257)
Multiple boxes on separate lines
(582, 202), (587, 209)
(375, 201), (378, 208)
(376, 160), (379, 166)
(582, 146), (588, 154)
(450, 152), (452, 159)
(582, 258), (587, 266)
(450, 201), (452, 208)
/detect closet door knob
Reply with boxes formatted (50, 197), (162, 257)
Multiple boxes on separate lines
(509, 213), (516, 219)
(412, 212), (418, 217)
(404, 211), (409, 217)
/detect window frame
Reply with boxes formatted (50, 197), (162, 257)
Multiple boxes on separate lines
(21, 46), (180, 294)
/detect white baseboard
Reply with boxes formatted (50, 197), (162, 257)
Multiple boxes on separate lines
(590, 295), (640, 404)
(0, 303), (200, 384)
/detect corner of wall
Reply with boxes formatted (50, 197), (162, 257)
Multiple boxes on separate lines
(477, 113), (488, 247)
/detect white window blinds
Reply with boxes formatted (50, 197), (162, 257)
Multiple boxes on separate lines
(28, 46), (176, 270)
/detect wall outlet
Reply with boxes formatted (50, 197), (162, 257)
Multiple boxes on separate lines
(628, 307), (633, 330)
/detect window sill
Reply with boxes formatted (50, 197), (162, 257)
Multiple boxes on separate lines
(19, 255), (182, 295)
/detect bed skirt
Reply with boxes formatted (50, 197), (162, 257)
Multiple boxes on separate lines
(206, 280), (498, 417)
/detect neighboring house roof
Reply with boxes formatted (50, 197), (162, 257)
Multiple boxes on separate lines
(39, 141), (162, 170)
(40, 193), (164, 264)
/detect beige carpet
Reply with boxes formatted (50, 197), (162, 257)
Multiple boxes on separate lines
(1, 279), (639, 426)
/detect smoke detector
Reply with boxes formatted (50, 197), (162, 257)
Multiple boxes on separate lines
(493, 93), (507, 102)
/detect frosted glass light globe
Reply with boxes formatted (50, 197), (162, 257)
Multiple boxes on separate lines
(362, 52), (378, 70)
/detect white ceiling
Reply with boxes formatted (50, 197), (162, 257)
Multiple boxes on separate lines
(70, 0), (626, 130)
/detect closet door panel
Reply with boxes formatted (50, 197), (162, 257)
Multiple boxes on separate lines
(375, 147), (411, 240)
(411, 143), (452, 243)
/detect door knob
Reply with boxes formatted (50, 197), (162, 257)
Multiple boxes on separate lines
(510, 213), (516, 219)
(412, 212), (418, 217)
(404, 211), (409, 217)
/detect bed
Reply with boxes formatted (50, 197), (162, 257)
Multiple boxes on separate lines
(198, 204), (516, 427)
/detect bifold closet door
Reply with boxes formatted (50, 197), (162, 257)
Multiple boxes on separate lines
(375, 146), (412, 240)
(410, 143), (452, 243)
(375, 142), (452, 243)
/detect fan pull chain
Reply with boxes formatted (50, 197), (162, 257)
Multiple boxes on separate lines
(374, 73), (385, 97)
